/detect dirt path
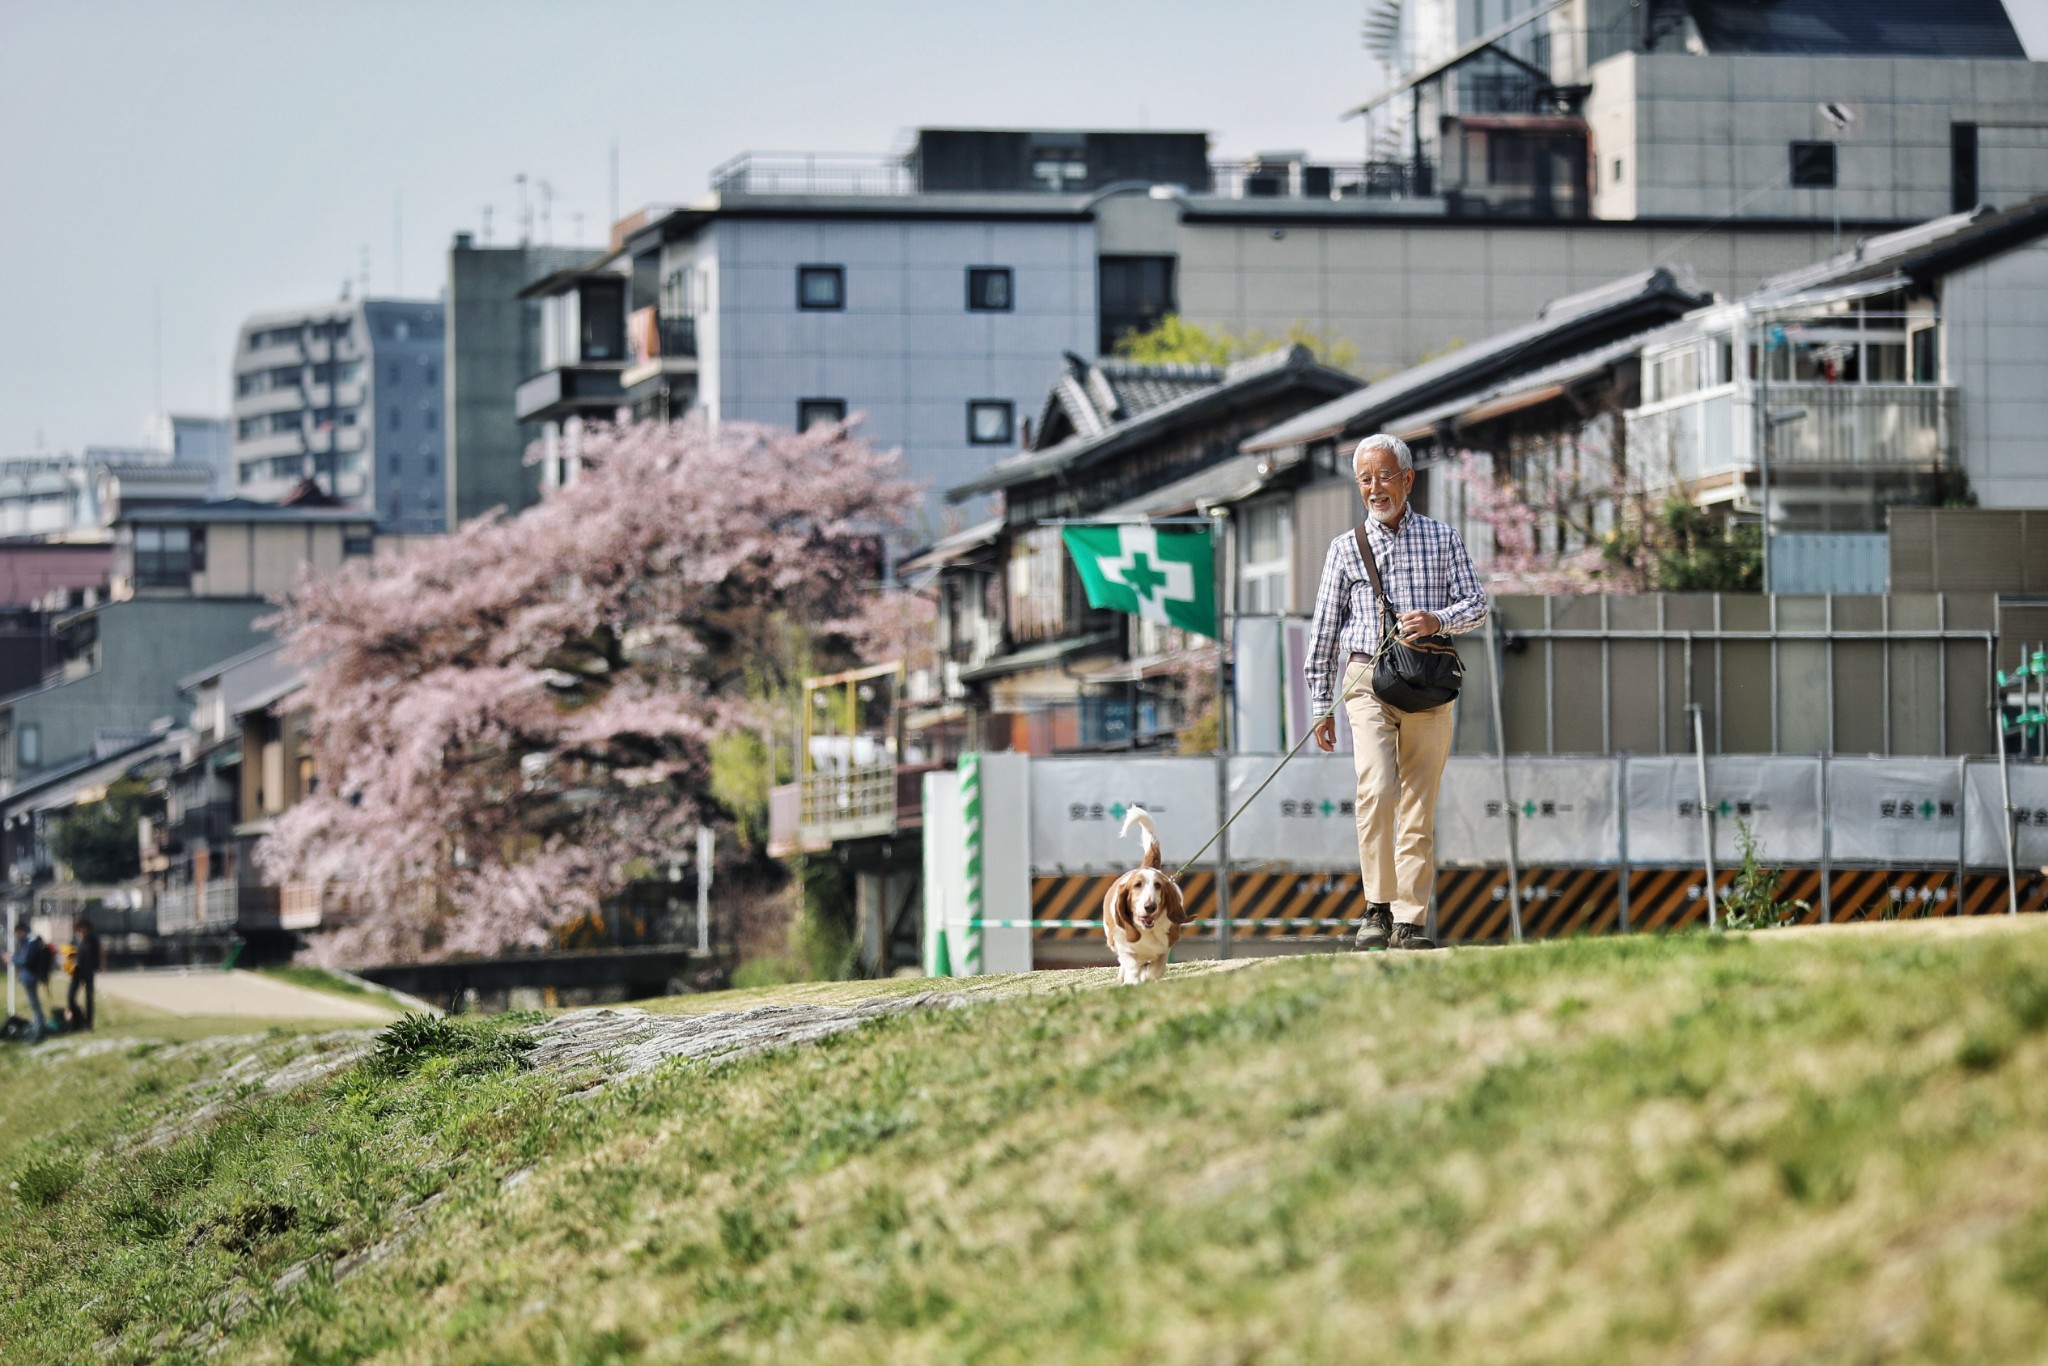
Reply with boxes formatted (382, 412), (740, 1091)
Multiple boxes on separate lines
(94, 969), (402, 1023)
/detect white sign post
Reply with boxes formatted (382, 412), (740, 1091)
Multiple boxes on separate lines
(694, 825), (713, 955)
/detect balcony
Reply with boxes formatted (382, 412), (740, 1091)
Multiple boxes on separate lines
(767, 762), (942, 857)
(514, 365), (626, 423)
(1625, 383), (1955, 489)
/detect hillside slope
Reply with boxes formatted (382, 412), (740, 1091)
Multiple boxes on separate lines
(6, 922), (2048, 1363)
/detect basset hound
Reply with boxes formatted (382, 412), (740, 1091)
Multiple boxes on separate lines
(1102, 806), (1196, 984)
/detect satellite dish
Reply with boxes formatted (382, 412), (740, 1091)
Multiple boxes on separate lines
(1820, 102), (1858, 134)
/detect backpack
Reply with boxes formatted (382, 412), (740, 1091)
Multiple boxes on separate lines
(28, 938), (54, 981)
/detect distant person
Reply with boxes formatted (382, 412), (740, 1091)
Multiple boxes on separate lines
(68, 917), (100, 1030)
(10, 921), (50, 1042)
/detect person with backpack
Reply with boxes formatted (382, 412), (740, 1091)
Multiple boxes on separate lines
(11, 921), (50, 1042)
(68, 916), (100, 1030)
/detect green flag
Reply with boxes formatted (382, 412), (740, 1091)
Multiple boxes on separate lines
(1060, 524), (1217, 638)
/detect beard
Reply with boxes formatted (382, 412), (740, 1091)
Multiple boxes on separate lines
(1368, 500), (1403, 525)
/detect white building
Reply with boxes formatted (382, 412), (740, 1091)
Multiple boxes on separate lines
(230, 298), (447, 532)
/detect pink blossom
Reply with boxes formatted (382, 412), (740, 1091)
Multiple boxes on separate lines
(261, 415), (915, 962)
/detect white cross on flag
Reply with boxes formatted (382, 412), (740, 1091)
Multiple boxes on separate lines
(1060, 523), (1217, 638)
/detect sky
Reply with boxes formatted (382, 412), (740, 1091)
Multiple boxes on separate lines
(2, 0), (2045, 456)
(0, 0), (1393, 454)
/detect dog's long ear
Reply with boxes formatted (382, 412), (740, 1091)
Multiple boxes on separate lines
(1103, 876), (1138, 943)
(1164, 877), (1194, 925)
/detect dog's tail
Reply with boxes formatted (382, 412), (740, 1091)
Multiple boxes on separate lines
(1120, 806), (1162, 870)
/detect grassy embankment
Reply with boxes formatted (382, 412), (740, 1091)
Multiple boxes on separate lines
(6, 921), (2048, 1362)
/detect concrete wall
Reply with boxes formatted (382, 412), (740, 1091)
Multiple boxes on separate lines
(707, 217), (1098, 539)
(447, 242), (594, 526)
(1588, 54), (2048, 223)
(0, 599), (270, 789)
(189, 523), (357, 599)
(1174, 217), (1845, 380)
(1943, 235), (2048, 509)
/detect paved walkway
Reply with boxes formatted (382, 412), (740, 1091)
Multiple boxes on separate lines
(95, 969), (401, 1023)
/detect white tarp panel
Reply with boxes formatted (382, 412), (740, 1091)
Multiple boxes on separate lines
(1435, 756), (1619, 866)
(1028, 757), (1223, 872)
(1624, 756), (1823, 865)
(1232, 616), (1287, 755)
(1223, 753), (1361, 868)
(1825, 757), (1965, 865)
(976, 753), (1035, 973)
(921, 769), (963, 975)
(1963, 760), (2048, 869)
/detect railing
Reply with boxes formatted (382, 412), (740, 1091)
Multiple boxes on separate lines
(1771, 384), (1952, 468)
(658, 314), (697, 359)
(770, 762), (944, 854)
(1625, 383), (1954, 486)
(711, 152), (916, 197)
(1208, 159), (1434, 201)
(710, 152), (1439, 202)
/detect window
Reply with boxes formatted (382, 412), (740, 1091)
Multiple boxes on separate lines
(18, 724), (38, 769)
(135, 525), (203, 589)
(424, 408), (437, 432)
(425, 455), (438, 476)
(1912, 327), (1939, 384)
(967, 267), (1013, 312)
(797, 265), (845, 311)
(1952, 123), (1979, 214)
(422, 360), (438, 387)
(1612, 157), (1623, 185)
(389, 408), (402, 431)
(798, 398), (847, 431)
(387, 361), (402, 385)
(1097, 255), (1176, 354)
(1239, 501), (1291, 614)
(967, 400), (1014, 445)
(388, 454), (402, 475)
(578, 280), (625, 360)
(1790, 142), (1836, 189)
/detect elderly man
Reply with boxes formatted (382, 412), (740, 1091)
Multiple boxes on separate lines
(1308, 434), (1487, 951)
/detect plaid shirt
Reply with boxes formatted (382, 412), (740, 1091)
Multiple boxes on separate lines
(1305, 510), (1487, 715)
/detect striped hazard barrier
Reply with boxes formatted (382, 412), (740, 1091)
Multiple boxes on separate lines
(1434, 868), (1622, 944)
(1027, 873), (1217, 939)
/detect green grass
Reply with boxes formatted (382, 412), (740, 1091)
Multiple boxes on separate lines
(7, 921), (2048, 1362)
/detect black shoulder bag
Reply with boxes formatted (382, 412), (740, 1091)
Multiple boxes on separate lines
(1354, 524), (1464, 713)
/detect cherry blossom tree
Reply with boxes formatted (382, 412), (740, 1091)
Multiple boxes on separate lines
(259, 415), (915, 963)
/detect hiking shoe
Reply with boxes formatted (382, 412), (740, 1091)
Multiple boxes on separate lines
(1390, 922), (1437, 951)
(1353, 903), (1393, 950)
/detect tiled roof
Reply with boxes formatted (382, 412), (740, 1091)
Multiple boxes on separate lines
(955, 346), (1358, 500)
(1242, 268), (1713, 452)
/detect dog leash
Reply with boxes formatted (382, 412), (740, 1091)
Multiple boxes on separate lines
(1174, 661), (1365, 879)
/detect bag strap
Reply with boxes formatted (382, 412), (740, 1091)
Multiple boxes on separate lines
(1353, 524), (1397, 616)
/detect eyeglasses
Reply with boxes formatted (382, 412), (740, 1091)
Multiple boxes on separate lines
(1355, 471), (1408, 488)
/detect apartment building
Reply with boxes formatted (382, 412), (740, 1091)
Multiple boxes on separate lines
(230, 298), (447, 532)
(445, 236), (601, 525)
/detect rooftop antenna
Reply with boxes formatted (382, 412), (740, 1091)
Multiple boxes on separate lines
(570, 209), (586, 242)
(515, 173), (531, 245)
(537, 178), (556, 245)
(480, 204), (494, 245)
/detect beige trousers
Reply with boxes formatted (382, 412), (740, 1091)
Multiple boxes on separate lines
(1343, 661), (1456, 926)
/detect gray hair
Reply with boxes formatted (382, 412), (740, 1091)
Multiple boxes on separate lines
(1351, 433), (1412, 474)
